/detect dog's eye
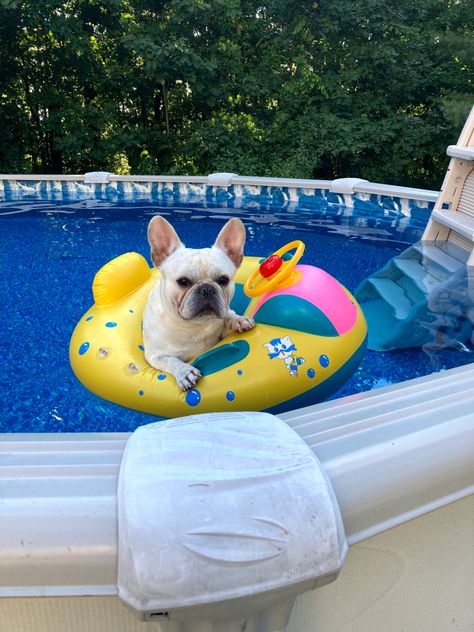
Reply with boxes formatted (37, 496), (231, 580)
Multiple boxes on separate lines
(177, 277), (191, 288)
(217, 276), (230, 286)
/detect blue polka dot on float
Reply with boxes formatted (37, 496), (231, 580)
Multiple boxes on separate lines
(319, 354), (329, 368)
(185, 389), (201, 407)
(78, 342), (90, 355)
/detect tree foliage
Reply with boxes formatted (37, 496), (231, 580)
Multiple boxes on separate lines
(0, 0), (472, 188)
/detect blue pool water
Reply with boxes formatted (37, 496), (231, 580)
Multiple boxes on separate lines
(0, 198), (472, 432)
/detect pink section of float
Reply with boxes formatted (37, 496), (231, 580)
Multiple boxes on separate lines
(251, 264), (357, 335)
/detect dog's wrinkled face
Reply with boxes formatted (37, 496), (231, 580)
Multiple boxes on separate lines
(148, 216), (246, 321)
(160, 247), (236, 320)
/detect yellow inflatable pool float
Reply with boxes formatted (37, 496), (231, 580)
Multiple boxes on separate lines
(70, 242), (367, 418)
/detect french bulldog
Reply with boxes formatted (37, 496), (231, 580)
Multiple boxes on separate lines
(143, 215), (255, 391)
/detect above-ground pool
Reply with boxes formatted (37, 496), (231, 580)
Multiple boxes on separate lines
(1, 198), (472, 432)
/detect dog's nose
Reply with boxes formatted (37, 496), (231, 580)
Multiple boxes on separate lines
(199, 284), (217, 298)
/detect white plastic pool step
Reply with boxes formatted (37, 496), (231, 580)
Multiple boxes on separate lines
(446, 144), (474, 161)
(355, 239), (472, 350)
(1, 364), (473, 598)
(430, 208), (474, 241)
(365, 277), (412, 319)
(423, 106), (474, 265)
(412, 242), (467, 274)
(392, 258), (441, 294)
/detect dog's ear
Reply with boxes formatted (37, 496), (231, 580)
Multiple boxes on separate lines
(213, 218), (246, 268)
(148, 215), (183, 268)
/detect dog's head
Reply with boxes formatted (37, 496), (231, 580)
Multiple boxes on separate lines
(147, 215), (246, 320)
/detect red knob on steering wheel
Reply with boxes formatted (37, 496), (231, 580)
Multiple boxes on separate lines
(244, 240), (305, 297)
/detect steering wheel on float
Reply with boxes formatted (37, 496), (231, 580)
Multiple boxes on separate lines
(244, 240), (305, 297)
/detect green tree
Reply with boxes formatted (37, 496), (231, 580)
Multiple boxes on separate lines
(0, 0), (472, 188)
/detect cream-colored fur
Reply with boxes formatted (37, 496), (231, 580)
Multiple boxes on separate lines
(143, 216), (255, 391)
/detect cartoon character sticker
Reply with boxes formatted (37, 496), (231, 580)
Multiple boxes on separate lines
(264, 335), (306, 377)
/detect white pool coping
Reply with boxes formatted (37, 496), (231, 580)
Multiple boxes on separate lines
(0, 172), (440, 208)
(1, 363), (473, 598)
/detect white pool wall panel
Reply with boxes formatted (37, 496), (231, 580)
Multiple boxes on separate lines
(1, 495), (472, 632)
(0, 434), (125, 597)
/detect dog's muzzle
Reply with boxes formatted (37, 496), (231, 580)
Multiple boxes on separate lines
(198, 283), (217, 300)
(180, 282), (227, 319)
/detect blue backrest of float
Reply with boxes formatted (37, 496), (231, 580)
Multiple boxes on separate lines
(253, 295), (339, 337)
(230, 283), (252, 315)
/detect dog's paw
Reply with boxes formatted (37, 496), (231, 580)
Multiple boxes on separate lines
(227, 316), (256, 333)
(176, 364), (202, 391)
